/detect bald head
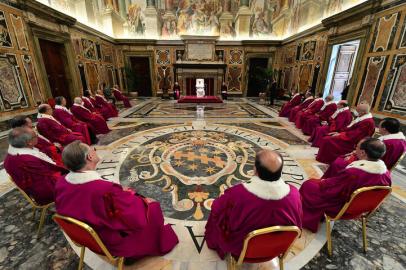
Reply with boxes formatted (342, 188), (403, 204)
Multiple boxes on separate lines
(356, 103), (370, 116)
(74, 97), (83, 104)
(255, 149), (284, 182)
(325, 95), (334, 102)
(38, 104), (52, 115)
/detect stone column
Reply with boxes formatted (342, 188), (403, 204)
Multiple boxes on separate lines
(235, 0), (252, 38)
(144, 0), (159, 38)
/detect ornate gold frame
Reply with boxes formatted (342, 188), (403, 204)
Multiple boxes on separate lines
(53, 214), (124, 270)
(9, 176), (54, 237)
(227, 225), (301, 270)
(325, 185), (392, 256)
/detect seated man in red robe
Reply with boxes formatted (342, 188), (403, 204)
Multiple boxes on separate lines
(316, 103), (375, 164)
(300, 138), (391, 232)
(279, 91), (303, 117)
(95, 90), (119, 119)
(71, 97), (111, 135)
(205, 149), (302, 259)
(323, 118), (406, 178)
(37, 104), (87, 146)
(289, 91), (314, 122)
(112, 85), (132, 108)
(54, 96), (96, 145)
(55, 141), (178, 259)
(309, 101), (352, 147)
(295, 94), (325, 129)
(4, 127), (67, 205)
(10, 115), (63, 166)
(301, 95), (337, 135)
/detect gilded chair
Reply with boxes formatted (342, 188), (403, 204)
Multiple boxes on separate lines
(325, 186), (392, 256)
(227, 226), (301, 270)
(390, 152), (405, 172)
(53, 214), (124, 270)
(9, 177), (54, 237)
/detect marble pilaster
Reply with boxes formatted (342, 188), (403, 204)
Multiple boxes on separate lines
(235, 5), (252, 38)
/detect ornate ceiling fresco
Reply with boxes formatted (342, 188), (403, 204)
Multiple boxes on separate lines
(35, 0), (367, 40)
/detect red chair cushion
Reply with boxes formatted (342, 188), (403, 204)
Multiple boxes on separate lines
(48, 98), (56, 109)
(341, 189), (390, 220)
(242, 231), (299, 263)
(54, 217), (104, 255)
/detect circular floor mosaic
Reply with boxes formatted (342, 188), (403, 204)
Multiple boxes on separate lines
(72, 123), (323, 269)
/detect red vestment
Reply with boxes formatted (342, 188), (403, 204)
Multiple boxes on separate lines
(295, 98), (324, 129)
(316, 114), (375, 164)
(301, 102), (337, 135)
(4, 146), (67, 205)
(205, 177), (302, 259)
(300, 159), (391, 232)
(279, 94), (302, 117)
(309, 107), (352, 147)
(53, 106), (91, 145)
(112, 88), (131, 108)
(55, 171), (178, 258)
(70, 104), (110, 135)
(36, 134), (63, 166)
(95, 95), (119, 119)
(288, 97), (314, 122)
(37, 114), (86, 146)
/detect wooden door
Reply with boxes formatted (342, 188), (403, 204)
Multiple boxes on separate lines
(129, 57), (152, 96)
(329, 44), (357, 98)
(247, 58), (268, 97)
(38, 39), (72, 105)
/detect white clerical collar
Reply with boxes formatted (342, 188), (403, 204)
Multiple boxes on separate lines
(347, 113), (373, 128)
(82, 97), (95, 107)
(320, 101), (335, 111)
(37, 113), (62, 125)
(243, 176), (290, 200)
(304, 96), (314, 102)
(8, 145), (56, 165)
(379, 132), (405, 141)
(331, 107), (349, 119)
(55, 105), (72, 115)
(291, 93), (300, 99)
(65, 170), (117, 184)
(346, 159), (387, 175)
(38, 133), (51, 143)
(308, 97), (324, 107)
(112, 88), (120, 92)
(73, 103), (92, 113)
(96, 94), (107, 101)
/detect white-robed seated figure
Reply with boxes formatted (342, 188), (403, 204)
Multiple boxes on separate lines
(196, 79), (205, 98)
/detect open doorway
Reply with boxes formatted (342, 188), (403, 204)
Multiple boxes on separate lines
(38, 39), (73, 105)
(129, 57), (152, 97)
(323, 40), (360, 101)
(247, 58), (269, 97)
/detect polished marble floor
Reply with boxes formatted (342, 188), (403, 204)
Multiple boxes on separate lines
(0, 98), (405, 270)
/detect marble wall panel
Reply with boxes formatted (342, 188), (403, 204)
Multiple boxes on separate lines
(0, 10), (13, 48)
(229, 49), (243, 65)
(370, 12), (400, 52)
(0, 54), (28, 111)
(399, 18), (406, 49)
(82, 38), (97, 60)
(357, 56), (388, 105)
(378, 54), (406, 116)
(302, 41), (316, 61)
(85, 62), (99, 92)
(156, 49), (170, 65)
(9, 14), (28, 51)
(227, 66), (242, 92)
(299, 63), (312, 92)
(21, 54), (42, 104)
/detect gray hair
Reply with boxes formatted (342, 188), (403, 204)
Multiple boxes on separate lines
(8, 127), (33, 148)
(74, 97), (83, 104)
(62, 140), (89, 171)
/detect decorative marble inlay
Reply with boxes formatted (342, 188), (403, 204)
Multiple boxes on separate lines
(302, 41), (316, 61)
(9, 14), (28, 51)
(156, 49), (171, 65)
(370, 13), (399, 53)
(21, 55), (42, 104)
(0, 10), (12, 48)
(228, 49), (243, 65)
(81, 38), (97, 60)
(227, 66), (242, 92)
(358, 56), (387, 105)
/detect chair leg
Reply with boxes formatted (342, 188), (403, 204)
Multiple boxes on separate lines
(78, 246), (85, 270)
(279, 256), (284, 270)
(362, 217), (368, 253)
(326, 217), (332, 256)
(117, 257), (124, 270)
(37, 208), (47, 237)
(226, 254), (236, 270)
(32, 208), (37, 221)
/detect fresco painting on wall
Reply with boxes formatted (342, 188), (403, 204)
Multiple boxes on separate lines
(0, 11), (13, 47)
(370, 12), (400, 53)
(21, 54), (43, 105)
(10, 14), (28, 51)
(82, 38), (97, 60)
(358, 56), (387, 105)
(379, 54), (406, 116)
(250, 0), (273, 36)
(128, 2), (146, 35)
(0, 54), (28, 111)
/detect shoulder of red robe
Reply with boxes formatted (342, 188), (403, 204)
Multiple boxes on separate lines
(7, 145), (56, 165)
(242, 176), (291, 200)
(379, 132), (406, 141)
(345, 159), (387, 175)
(65, 170), (120, 185)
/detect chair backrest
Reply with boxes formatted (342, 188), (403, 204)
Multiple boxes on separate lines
(9, 176), (42, 207)
(53, 214), (115, 261)
(334, 186), (392, 220)
(390, 152), (405, 171)
(237, 226), (301, 264)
